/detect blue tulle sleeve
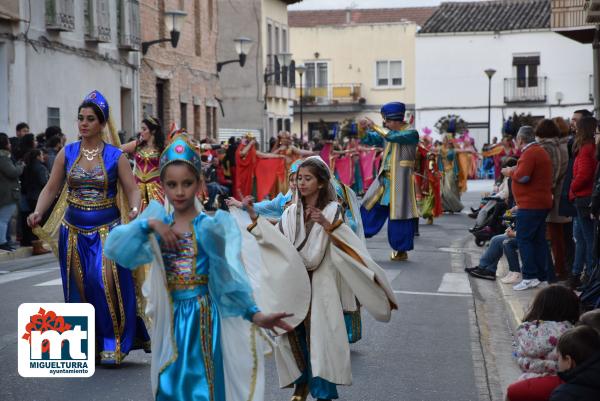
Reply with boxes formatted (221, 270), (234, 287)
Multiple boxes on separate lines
(198, 210), (259, 321)
(253, 191), (291, 220)
(104, 200), (167, 269)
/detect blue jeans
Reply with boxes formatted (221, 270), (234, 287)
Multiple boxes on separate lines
(0, 203), (17, 244)
(481, 234), (520, 273)
(515, 209), (550, 281)
(573, 210), (595, 276)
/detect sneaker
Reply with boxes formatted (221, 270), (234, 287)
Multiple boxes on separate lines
(500, 272), (522, 284)
(469, 267), (496, 280)
(0, 243), (14, 252)
(513, 278), (541, 291)
(464, 265), (480, 273)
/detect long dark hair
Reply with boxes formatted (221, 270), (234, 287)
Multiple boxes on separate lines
(0, 133), (9, 150)
(574, 116), (597, 155)
(297, 158), (336, 210)
(523, 285), (581, 324)
(142, 116), (165, 153)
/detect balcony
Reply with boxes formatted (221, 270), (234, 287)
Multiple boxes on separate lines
(265, 58), (296, 101)
(551, 0), (595, 42)
(292, 83), (365, 114)
(504, 77), (547, 104)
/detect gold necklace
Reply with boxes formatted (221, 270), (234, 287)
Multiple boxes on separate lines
(81, 146), (100, 161)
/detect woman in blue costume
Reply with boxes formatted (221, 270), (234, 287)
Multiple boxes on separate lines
(28, 90), (149, 365)
(105, 134), (294, 401)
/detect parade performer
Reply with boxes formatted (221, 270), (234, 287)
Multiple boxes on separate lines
(439, 135), (464, 213)
(271, 131), (316, 193)
(234, 134), (284, 199)
(28, 90), (149, 365)
(121, 116), (165, 209)
(359, 102), (420, 261)
(105, 134), (296, 401)
(244, 156), (397, 401)
(226, 159), (302, 220)
(420, 150), (443, 224)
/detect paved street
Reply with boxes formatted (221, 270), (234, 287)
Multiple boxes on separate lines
(0, 181), (510, 401)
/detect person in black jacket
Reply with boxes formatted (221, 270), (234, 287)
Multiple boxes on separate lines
(20, 149), (49, 253)
(550, 325), (600, 401)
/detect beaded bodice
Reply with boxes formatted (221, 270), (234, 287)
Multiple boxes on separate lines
(68, 164), (106, 202)
(134, 148), (161, 184)
(161, 232), (208, 290)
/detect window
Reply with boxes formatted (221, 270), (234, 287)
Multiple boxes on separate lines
(194, 0), (201, 56)
(205, 106), (216, 138)
(275, 27), (280, 55)
(46, 0), (75, 31)
(84, 0), (111, 42)
(193, 105), (201, 138)
(304, 61), (328, 88)
(376, 60), (403, 87)
(267, 23), (273, 71)
(282, 28), (288, 53)
(118, 0), (141, 50)
(180, 103), (187, 130)
(48, 107), (60, 128)
(513, 55), (540, 88)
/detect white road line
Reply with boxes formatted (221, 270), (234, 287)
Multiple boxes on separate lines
(34, 278), (63, 286)
(0, 269), (56, 285)
(394, 290), (471, 298)
(437, 272), (472, 294)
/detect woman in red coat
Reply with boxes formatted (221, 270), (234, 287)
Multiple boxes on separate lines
(569, 116), (598, 286)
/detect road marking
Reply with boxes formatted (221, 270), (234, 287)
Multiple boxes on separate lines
(437, 272), (472, 294)
(34, 278), (63, 286)
(394, 290), (471, 298)
(0, 268), (56, 285)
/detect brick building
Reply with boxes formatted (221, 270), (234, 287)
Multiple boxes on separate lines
(140, 0), (220, 140)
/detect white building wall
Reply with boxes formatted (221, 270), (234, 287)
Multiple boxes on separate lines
(415, 30), (593, 145)
(1, 0), (139, 141)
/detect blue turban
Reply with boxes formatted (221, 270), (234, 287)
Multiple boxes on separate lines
(82, 90), (109, 122)
(380, 102), (405, 122)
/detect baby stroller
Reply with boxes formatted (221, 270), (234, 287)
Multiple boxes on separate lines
(469, 196), (508, 247)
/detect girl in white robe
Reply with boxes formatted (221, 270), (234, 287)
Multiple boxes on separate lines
(243, 156), (397, 401)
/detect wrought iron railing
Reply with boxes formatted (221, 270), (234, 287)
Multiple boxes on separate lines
(504, 77), (547, 103)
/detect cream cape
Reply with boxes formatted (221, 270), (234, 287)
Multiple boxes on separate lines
(248, 201), (397, 387)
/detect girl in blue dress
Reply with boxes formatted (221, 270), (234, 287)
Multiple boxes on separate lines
(105, 134), (293, 401)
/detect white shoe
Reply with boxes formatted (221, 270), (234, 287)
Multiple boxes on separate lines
(501, 272), (521, 284)
(513, 278), (541, 291)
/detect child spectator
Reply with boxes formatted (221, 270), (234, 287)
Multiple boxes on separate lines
(506, 285), (581, 401)
(549, 326), (600, 401)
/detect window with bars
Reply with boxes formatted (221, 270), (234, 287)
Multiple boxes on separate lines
(84, 0), (111, 43)
(48, 107), (60, 128)
(118, 0), (141, 50)
(376, 60), (403, 87)
(46, 0), (75, 31)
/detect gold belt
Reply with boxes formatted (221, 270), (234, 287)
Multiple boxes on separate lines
(167, 274), (209, 290)
(398, 160), (415, 168)
(67, 196), (116, 210)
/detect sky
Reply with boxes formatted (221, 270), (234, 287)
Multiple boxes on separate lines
(289, 0), (486, 10)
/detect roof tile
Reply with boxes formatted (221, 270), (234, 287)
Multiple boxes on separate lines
(288, 7), (437, 28)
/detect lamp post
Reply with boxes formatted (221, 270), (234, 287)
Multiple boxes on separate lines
(484, 68), (496, 144)
(217, 37), (253, 73)
(142, 10), (187, 55)
(296, 64), (306, 143)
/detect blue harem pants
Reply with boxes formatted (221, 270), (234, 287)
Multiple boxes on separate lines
(360, 204), (414, 252)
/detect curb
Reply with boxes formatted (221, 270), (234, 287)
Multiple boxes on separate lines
(0, 246), (34, 262)
(465, 239), (534, 332)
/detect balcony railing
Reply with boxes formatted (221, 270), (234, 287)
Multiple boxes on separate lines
(504, 77), (547, 103)
(295, 84), (363, 105)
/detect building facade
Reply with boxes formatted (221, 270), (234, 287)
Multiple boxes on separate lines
(217, 0), (300, 149)
(140, 0), (220, 140)
(288, 7), (434, 141)
(0, 0), (141, 141)
(416, 0), (594, 145)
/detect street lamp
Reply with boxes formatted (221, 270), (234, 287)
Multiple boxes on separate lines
(484, 68), (496, 144)
(142, 10), (187, 55)
(296, 63), (306, 143)
(217, 37), (253, 73)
